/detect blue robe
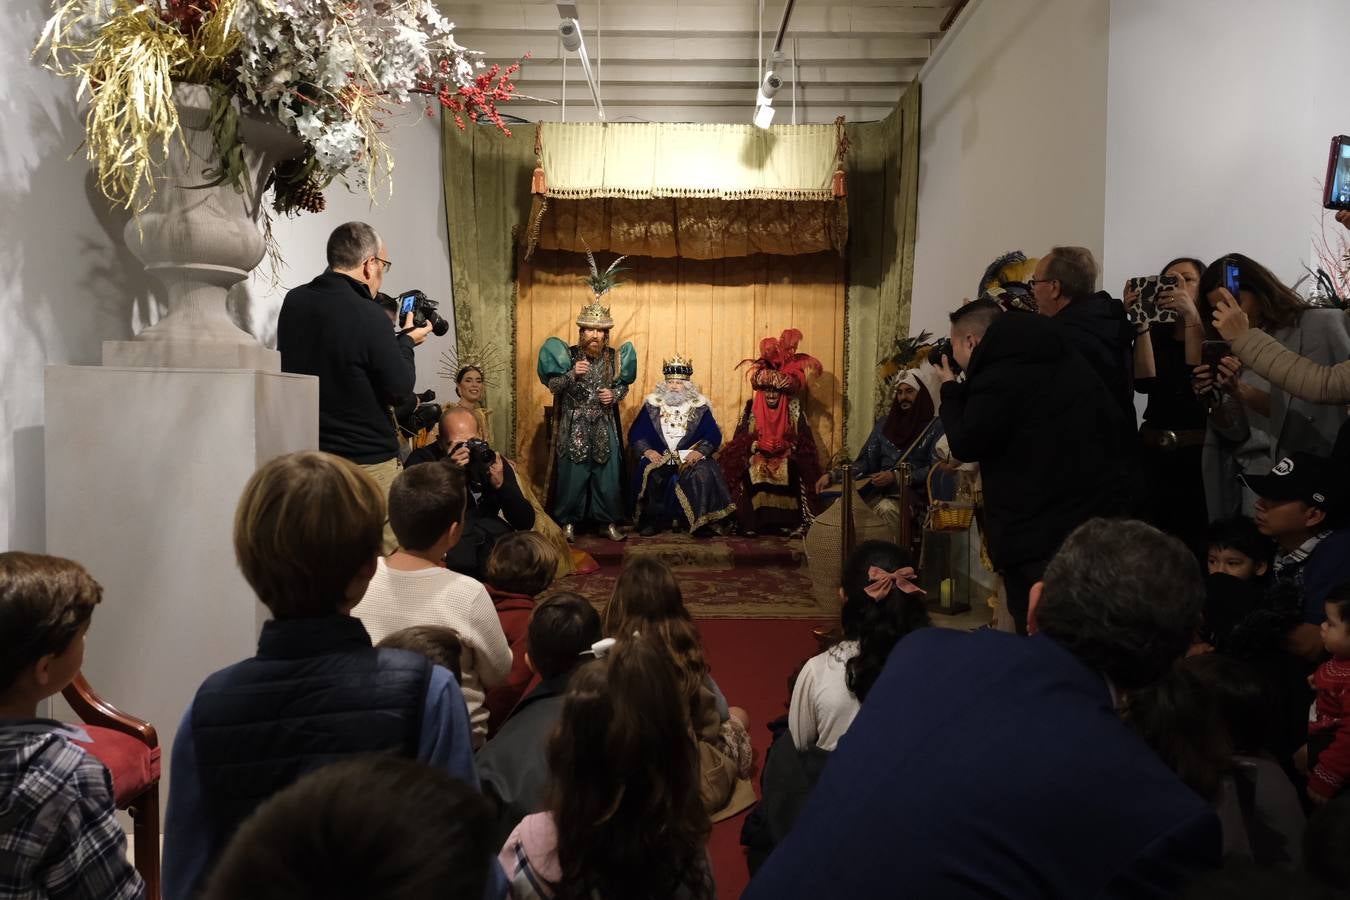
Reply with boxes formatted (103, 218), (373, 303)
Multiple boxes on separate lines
(850, 416), (944, 500)
(628, 398), (736, 532)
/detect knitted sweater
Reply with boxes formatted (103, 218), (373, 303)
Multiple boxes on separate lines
(357, 559), (513, 747)
(1233, 322), (1350, 405)
(1309, 656), (1350, 800)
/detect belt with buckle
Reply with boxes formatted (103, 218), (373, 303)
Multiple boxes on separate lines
(1140, 426), (1205, 450)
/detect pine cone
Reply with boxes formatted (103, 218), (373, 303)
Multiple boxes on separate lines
(272, 177), (326, 215)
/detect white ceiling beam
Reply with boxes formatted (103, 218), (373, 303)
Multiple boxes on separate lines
(460, 33), (933, 63)
(514, 60), (922, 83)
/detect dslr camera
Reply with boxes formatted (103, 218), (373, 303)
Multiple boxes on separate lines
(396, 289), (450, 337)
(927, 338), (961, 375)
(451, 437), (497, 488)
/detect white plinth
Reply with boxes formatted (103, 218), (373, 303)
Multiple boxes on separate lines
(102, 339), (281, 372)
(44, 365), (318, 819)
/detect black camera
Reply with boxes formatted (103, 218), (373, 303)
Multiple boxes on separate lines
(451, 437), (497, 487)
(397, 289), (450, 337)
(399, 391), (441, 435)
(926, 338), (961, 375)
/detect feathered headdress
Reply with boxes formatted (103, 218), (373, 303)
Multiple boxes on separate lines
(877, 330), (935, 386)
(581, 241), (627, 297)
(977, 250), (1038, 312)
(737, 328), (822, 395)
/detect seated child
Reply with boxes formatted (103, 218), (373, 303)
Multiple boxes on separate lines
(789, 539), (930, 752)
(1206, 516), (1275, 582)
(602, 557), (753, 818)
(203, 756), (493, 900)
(379, 625), (463, 684)
(1307, 582), (1350, 804)
(482, 532), (560, 735)
(0, 552), (143, 900)
(162, 452), (480, 900)
(477, 591), (601, 845)
(358, 460), (512, 747)
(498, 635), (715, 900)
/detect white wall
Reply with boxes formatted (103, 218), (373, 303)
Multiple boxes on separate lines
(1102, 0), (1349, 295)
(909, 0), (1111, 336)
(2, 0), (456, 556)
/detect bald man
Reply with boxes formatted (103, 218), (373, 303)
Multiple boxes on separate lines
(405, 408), (535, 579)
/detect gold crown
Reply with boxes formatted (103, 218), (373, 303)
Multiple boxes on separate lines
(576, 299), (614, 329)
(662, 354), (694, 380)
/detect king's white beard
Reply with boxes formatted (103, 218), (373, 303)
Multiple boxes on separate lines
(652, 382), (702, 407)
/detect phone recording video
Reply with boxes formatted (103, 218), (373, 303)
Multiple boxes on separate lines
(1324, 135), (1350, 211)
(1222, 260), (1241, 298)
(1125, 275), (1177, 326)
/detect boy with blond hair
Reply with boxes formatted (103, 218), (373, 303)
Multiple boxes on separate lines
(0, 552), (143, 900)
(162, 451), (482, 900)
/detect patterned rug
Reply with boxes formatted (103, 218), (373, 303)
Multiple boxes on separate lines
(555, 532), (831, 619)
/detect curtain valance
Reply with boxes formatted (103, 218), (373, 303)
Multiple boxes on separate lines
(535, 121), (845, 201)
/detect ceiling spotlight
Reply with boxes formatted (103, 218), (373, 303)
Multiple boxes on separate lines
(758, 71), (782, 103)
(558, 17), (582, 52)
(753, 103), (776, 129)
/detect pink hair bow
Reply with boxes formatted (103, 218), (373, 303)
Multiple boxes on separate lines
(863, 566), (925, 601)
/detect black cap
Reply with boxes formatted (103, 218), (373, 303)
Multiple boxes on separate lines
(1240, 453), (1337, 510)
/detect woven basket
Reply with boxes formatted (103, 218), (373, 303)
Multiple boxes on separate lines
(803, 489), (893, 607)
(923, 467), (976, 533)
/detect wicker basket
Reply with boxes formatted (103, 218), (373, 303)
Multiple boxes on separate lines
(923, 467), (976, 533)
(803, 489), (893, 607)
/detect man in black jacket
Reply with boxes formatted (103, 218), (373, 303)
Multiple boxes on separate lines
(1029, 245), (1136, 422)
(937, 299), (1128, 633)
(278, 222), (432, 552)
(405, 408), (534, 579)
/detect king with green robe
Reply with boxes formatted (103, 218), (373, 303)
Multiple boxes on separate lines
(537, 298), (638, 542)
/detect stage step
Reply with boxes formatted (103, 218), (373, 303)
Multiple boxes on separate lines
(572, 532), (804, 570)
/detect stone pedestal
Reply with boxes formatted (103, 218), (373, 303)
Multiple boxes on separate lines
(44, 365), (318, 816)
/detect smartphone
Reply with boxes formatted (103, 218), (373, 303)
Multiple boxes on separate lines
(1323, 135), (1350, 211)
(398, 292), (416, 318)
(1125, 275), (1177, 325)
(1159, 273), (1179, 288)
(1201, 339), (1232, 371)
(1222, 260), (1241, 298)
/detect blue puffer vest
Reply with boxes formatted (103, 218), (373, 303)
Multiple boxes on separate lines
(190, 614), (431, 853)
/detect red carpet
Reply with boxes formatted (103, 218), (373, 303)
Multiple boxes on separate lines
(696, 617), (833, 898)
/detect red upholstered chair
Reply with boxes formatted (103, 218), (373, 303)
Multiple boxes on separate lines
(62, 673), (161, 900)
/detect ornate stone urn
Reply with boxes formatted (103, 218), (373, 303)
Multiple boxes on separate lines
(103, 83), (303, 370)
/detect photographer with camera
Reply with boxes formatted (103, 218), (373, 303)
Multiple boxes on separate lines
(406, 408), (535, 579)
(278, 222), (433, 552)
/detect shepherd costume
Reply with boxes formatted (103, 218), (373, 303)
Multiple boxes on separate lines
(825, 369), (943, 539)
(537, 298), (637, 539)
(628, 356), (737, 535)
(719, 329), (824, 535)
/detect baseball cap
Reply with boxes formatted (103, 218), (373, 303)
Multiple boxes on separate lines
(1240, 453), (1337, 509)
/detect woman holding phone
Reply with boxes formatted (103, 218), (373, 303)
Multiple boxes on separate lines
(1208, 212), (1350, 404)
(1127, 257), (1209, 552)
(1192, 253), (1350, 517)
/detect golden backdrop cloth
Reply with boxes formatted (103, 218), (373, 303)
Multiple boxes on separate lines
(526, 197), (846, 260)
(536, 122), (842, 200)
(514, 250), (847, 495)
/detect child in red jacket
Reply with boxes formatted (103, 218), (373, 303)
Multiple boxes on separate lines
(1309, 583), (1350, 803)
(483, 533), (560, 735)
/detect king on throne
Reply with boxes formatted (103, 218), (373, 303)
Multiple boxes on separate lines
(627, 356), (737, 537)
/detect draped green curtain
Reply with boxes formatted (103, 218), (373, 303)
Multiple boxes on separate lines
(440, 119), (538, 452)
(442, 88), (920, 457)
(844, 85), (921, 454)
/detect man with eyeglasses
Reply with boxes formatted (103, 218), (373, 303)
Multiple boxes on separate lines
(278, 221), (434, 552)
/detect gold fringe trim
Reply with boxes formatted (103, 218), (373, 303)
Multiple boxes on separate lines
(542, 187), (836, 201)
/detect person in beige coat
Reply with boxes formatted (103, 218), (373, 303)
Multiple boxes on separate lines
(1212, 211), (1350, 405)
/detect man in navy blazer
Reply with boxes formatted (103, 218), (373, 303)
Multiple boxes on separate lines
(745, 519), (1221, 899)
